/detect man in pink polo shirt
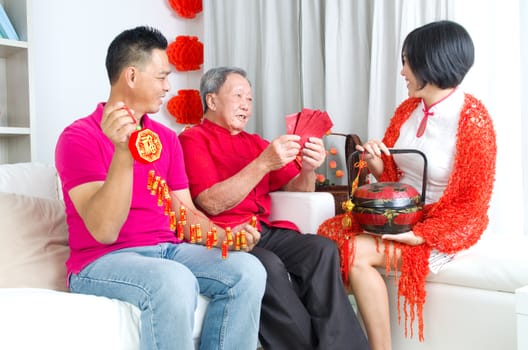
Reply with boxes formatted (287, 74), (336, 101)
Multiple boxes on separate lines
(179, 66), (369, 350)
(55, 27), (265, 350)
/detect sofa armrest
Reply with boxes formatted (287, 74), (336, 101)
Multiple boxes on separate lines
(516, 285), (528, 350)
(269, 191), (335, 234)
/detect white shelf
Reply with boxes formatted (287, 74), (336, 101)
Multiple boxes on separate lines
(0, 0), (32, 164)
(0, 127), (31, 135)
(0, 38), (27, 57)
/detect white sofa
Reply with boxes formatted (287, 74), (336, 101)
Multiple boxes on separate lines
(0, 162), (335, 350)
(2, 162), (527, 350)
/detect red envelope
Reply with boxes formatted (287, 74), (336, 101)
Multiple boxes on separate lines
(285, 108), (334, 167)
(287, 108), (333, 146)
(285, 112), (300, 134)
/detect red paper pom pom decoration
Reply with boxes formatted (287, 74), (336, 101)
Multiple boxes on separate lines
(167, 36), (204, 71)
(168, 0), (203, 19)
(167, 89), (203, 125)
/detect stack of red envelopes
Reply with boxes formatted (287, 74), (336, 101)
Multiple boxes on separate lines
(285, 108), (334, 167)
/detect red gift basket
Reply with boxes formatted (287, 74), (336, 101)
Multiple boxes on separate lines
(347, 149), (427, 234)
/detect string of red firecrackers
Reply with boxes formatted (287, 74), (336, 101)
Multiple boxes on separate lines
(126, 99), (249, 259)
(147, 168), (257, 259)
(166, 0), (204, 126)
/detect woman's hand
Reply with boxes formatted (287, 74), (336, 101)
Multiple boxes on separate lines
(356, 139), (390, 179)
(356, 139), (391, 159)
(381, 231), (425, 246)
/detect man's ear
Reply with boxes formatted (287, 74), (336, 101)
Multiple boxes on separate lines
(206, 94), (216, 111)
(123, 66), (137, 86)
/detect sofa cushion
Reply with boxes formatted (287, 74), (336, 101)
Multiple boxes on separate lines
(0, 162), (60, 200)
(0, 288), (140, 350)
(0, 192), (69, 291)
(426, 233), (528, 293)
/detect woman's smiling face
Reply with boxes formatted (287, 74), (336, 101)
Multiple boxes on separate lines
(400, 55), (422, 98)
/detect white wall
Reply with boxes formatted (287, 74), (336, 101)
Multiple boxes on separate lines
(29, 0), (203, 165)
(522, 0), (528, 236)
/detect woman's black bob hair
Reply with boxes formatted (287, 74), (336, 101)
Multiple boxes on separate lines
(402, 20), (474, 90)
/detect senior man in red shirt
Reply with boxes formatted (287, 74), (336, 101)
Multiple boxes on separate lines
(179, 66), (368, 350)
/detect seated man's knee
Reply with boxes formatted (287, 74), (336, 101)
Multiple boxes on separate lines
(148, 262), (199, 306)
(312, 235), (340, 258)
(251, 248), (287, 278)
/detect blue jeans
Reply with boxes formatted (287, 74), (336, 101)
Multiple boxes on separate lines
(69, 243), (266, 350)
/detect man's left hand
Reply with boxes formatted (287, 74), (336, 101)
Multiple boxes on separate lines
(231, 223), (261, 252)
(301, 137), (326, 171)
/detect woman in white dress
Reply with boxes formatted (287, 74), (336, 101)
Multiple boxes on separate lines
(318, 20), (497, 350)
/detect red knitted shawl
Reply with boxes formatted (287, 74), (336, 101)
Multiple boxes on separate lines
(317, 93), (497, 340)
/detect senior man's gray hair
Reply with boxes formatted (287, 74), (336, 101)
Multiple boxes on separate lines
(200, 66), (250, 113)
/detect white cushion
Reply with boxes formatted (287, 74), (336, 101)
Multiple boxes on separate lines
(386, 280), (517, 350)
(427, 233), (528, 293)
(0, 288), (140, 350)
(0, 162), (60, 200)
(0, 287), (209, 350)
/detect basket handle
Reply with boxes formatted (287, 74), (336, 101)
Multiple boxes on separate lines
(346, 148), (428, 203)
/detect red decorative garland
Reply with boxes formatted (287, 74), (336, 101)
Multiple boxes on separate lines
(167, 0), (203, 19)
(167, 36), (204, 71)
(167, 89), (203, 125)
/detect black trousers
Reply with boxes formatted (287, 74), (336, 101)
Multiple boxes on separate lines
(250, 223), (369, 350)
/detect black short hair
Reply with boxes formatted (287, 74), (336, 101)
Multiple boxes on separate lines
(105, 26), (168, 84)
(200, 66), (249, 113)
(402, 20), (474, 89)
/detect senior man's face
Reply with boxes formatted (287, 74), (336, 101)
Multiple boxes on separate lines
(213, 73), (253, 134)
